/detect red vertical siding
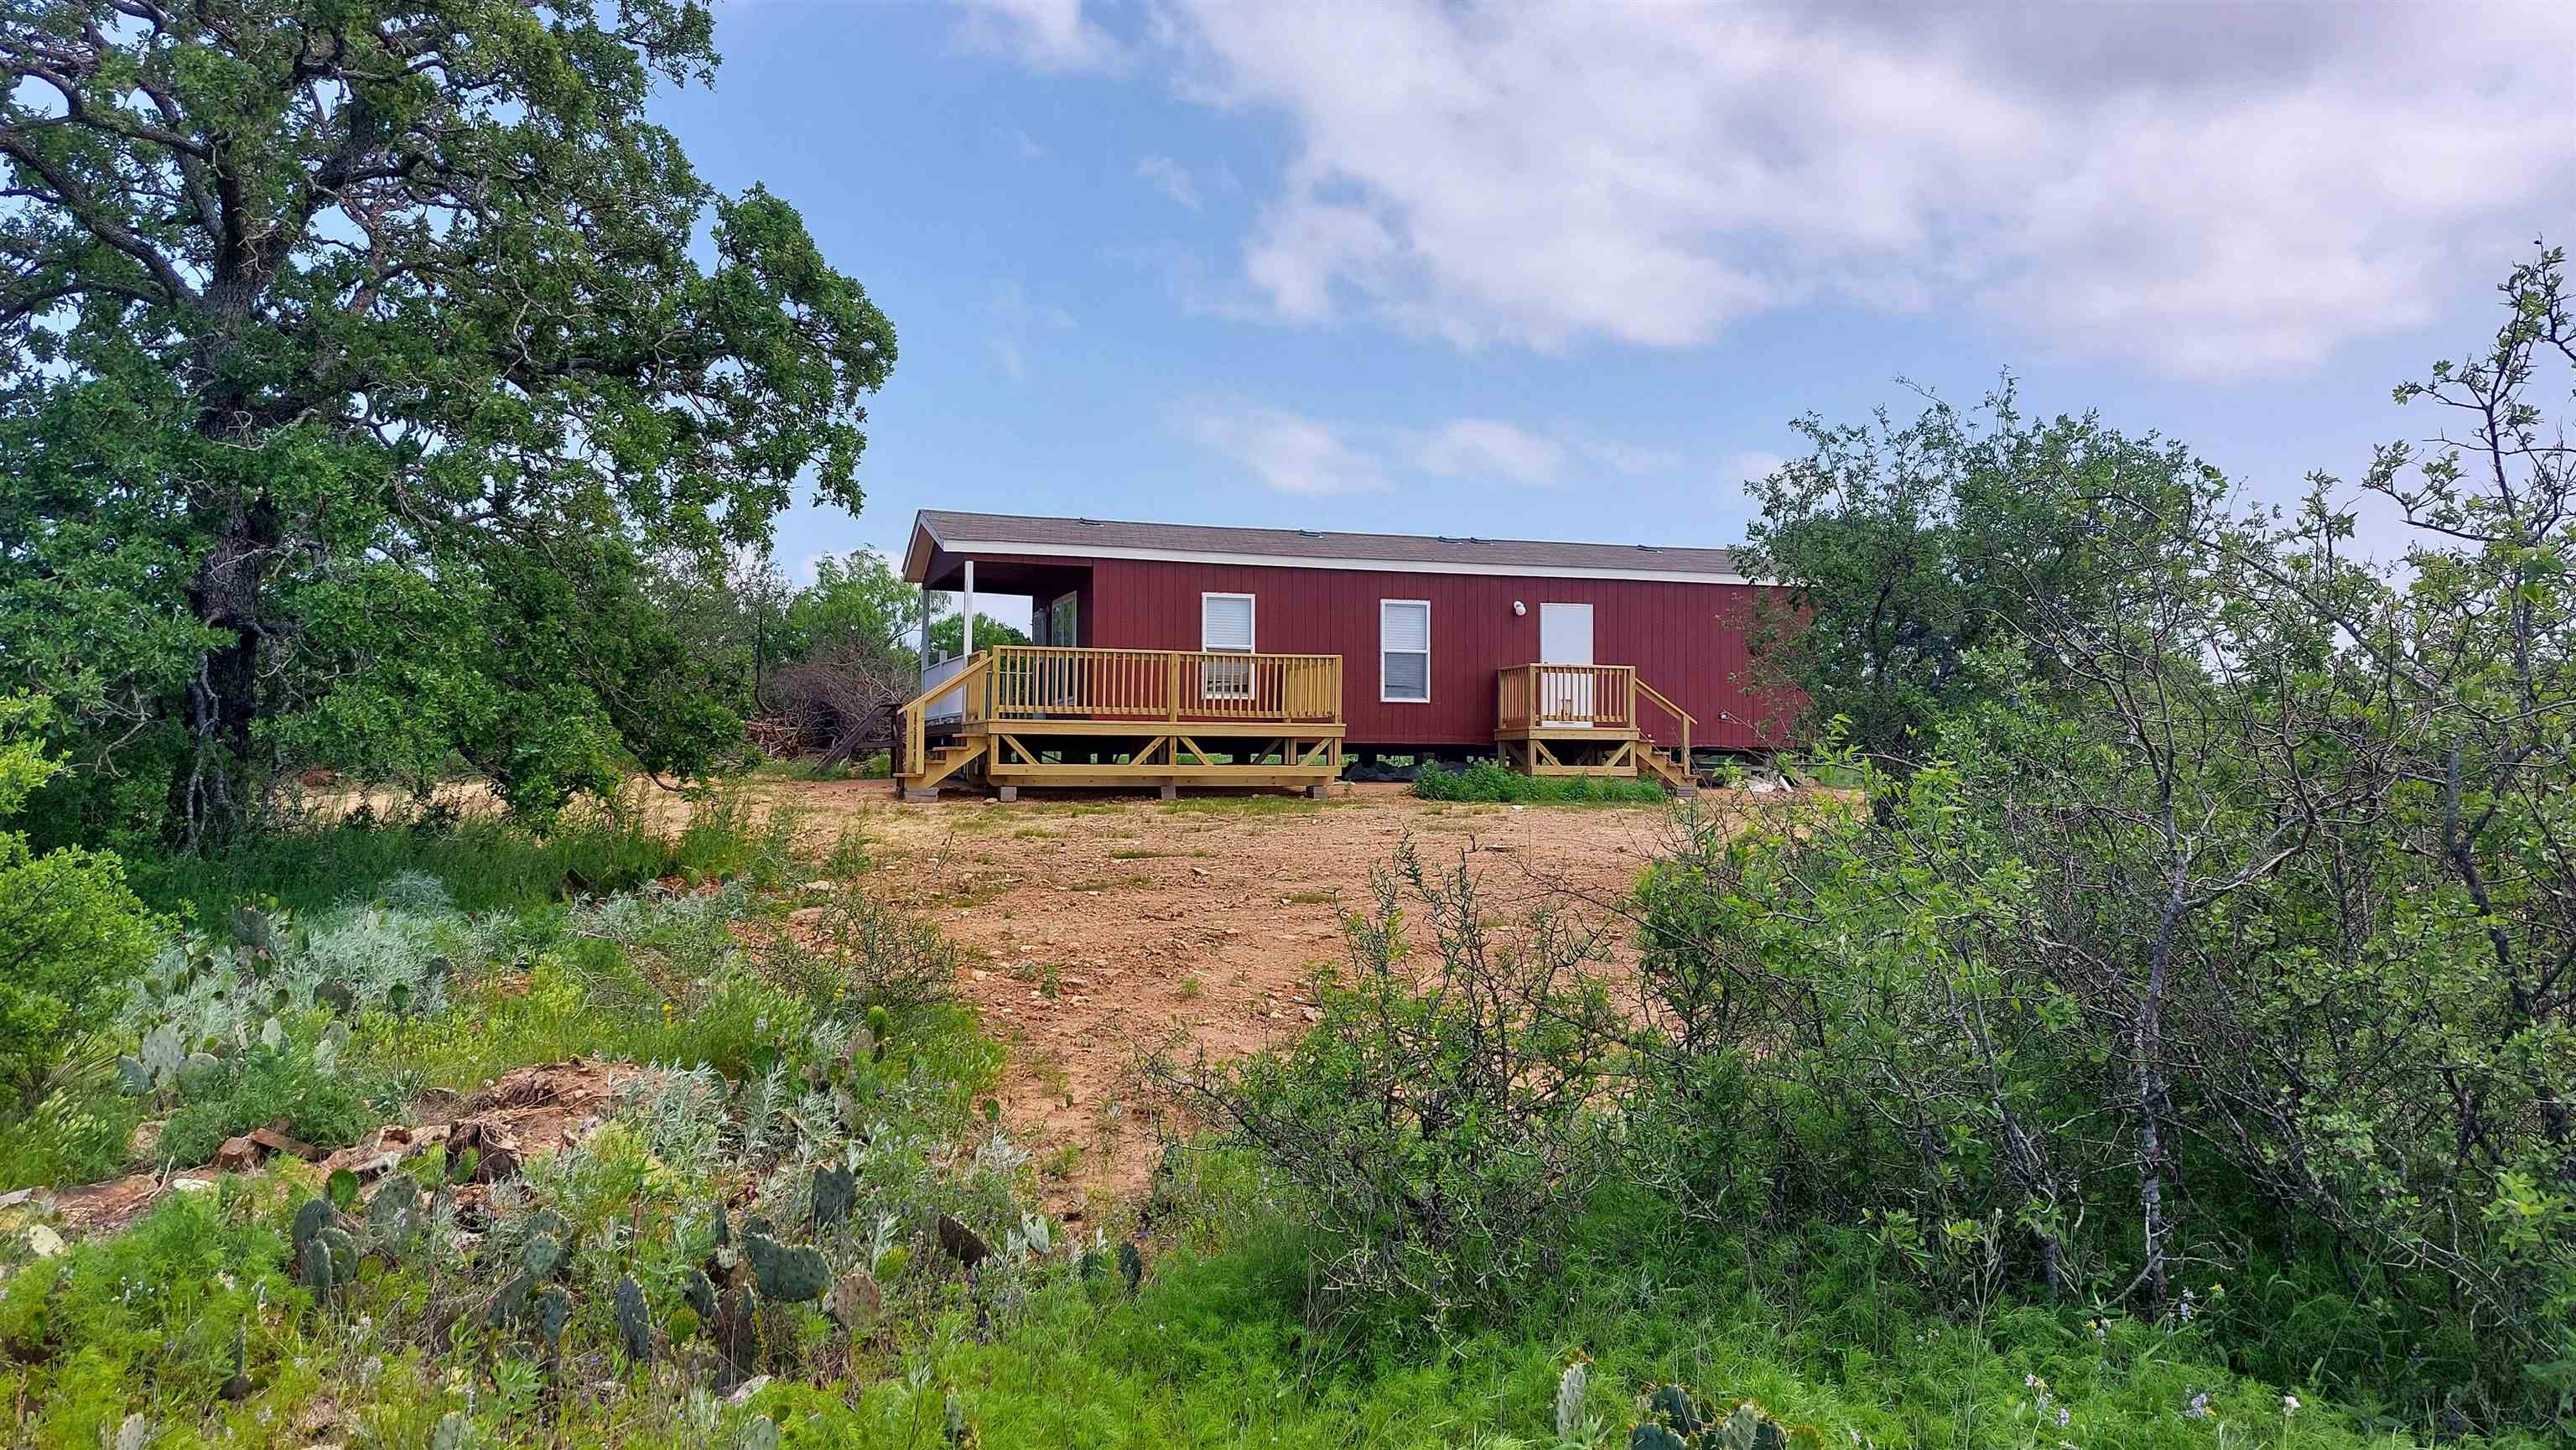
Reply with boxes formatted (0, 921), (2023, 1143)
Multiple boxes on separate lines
(1081, 559), (1785, 750)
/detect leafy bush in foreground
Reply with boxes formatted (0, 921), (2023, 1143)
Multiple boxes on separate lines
(0, 697), (161, 1110)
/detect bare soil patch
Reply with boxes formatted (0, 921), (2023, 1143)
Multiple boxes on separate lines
(739, 782), (1686, 1218)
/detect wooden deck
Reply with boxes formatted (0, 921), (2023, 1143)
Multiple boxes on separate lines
(1495, 663), (1696, 793)
(896, 647), (1344, 799)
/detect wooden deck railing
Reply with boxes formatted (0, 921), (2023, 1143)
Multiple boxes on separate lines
(1498, 663), (1637, 730)
(1635, 675), (1695, 760)
(905, 647), (1342, 747)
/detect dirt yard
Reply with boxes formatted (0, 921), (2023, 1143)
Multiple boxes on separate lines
(741, 781), (1689, 1219)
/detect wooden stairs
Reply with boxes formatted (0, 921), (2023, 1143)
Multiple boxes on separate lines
(1637, 741), (1696, 794)
(902, 741), (986, 798)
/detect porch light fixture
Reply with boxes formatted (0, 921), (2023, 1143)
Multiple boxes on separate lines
(1513, 600), (1526, 616)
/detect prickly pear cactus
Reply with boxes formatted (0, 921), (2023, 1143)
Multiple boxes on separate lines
(533, 1285), (572, 1346)
(431, 1410), (473, 1450)
(1715, 1404), (1791, 1450)
(827, 1269), (881, 1328)
(615, 1274), (652, 1362)
(744, 1233), (830, 1302)
(317, 1226), (357, 1281)
(736, 1416), (782, 1450)
(812, 1165), (856, 1229)
(522, 1231), (564, 1278)
(866, 1005), (891, 1061)
(325, 1168), (360, 1211)
(114, 1055), (153, 1095)
(1116, 1240), (1145, 1295)
(1647, 1385), (1705, 1438)
(683, 1266), (718, 1323)
(301, 1236), (335, 1297)
(1556, 1362), (1592, 1442)
(1630, 1426), (1690, 1450)
(486, 1271), (535, 1328)
(366, 1176), (422, 1250)
(291, 1197), (333, 1255)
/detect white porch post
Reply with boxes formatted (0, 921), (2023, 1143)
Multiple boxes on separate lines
(962, 559), (976, 657)
(919, 581), (932, 670)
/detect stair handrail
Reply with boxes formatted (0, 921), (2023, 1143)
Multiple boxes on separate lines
(1633, 676), (1696, 762)
(896, 652), (993, 777)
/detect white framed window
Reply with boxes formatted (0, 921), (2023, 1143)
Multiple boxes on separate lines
(1200, 591), (1255, 698)
(1379, 599), (1431, 703)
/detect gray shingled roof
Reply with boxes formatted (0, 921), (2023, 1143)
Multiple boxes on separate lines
(913, 510), (1740, 578)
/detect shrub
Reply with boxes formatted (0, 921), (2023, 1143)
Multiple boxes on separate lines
(0, 697), (162, 1108)
(765, 891), (957, 1013)
(1412, 758), (1669, 804)
(1154, 839), (1625, 1319)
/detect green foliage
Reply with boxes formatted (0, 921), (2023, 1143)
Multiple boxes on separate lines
(154, 1025), (373, 1167)
(1736, 380), (2221, 765)
(0, 0), (896, 848)
(922, 611), (1031, 660)
(0, 698), (161, 1108)
(1155, 839), (1623, 1318)
(1411, 759), (1670, 804)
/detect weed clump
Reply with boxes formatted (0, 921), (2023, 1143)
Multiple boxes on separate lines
(1412, 758), (1670, 804)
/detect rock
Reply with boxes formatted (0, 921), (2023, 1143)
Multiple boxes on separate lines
(248, 1125), (319, 1160)
(726, 1375), (772, 1406)
(213, 1135), (263, 1171)
(25, 1224), (64, 1257)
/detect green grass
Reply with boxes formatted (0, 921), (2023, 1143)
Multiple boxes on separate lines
(1412, 759), (1670, 805)
(129, 793), (796, 925)
(1159, 794), (1343, 818)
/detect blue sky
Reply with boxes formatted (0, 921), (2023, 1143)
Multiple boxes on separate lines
(654, 1), (2574, 596)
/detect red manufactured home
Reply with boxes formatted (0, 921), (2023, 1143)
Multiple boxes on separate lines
(895, 510), (1788, 798)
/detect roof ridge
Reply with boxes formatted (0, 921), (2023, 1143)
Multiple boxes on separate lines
(916, 507), (1732, 557)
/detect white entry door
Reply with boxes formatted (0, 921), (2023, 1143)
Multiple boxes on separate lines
(1538, 603), (1594, 725)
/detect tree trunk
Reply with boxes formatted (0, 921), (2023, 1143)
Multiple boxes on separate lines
(177, 491), (277, 850)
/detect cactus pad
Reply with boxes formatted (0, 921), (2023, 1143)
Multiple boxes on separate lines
(614, 1274), (652, 1362)
(812, 1165), (856, 1229)
(533, 1285), (572, 1345)
(301, 1236), (335, 1297)
(291, 1197), (332, 1255)
(683, 1267), (718, 1323)
(744, 1233), (830, 1302)
(522, 1231), (564, 1278)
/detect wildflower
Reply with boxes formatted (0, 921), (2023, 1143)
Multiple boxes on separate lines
(2282, 1395), (2299, 1414)
(2056, 1406), (2071, 1427)
(2185, 1391), (2212, 1419)
(2176, 1287), (2198, 1324)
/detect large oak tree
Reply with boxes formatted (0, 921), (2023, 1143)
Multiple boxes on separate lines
(0, 0), (893, 846)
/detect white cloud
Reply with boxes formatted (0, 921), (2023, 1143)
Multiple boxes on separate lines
(1014, 1), (2576, 378)
(992, 338), (1026, 382)
(1414, 418), (1566, 486)
(1135, 153), (1203, 210)
(1181, 403), (1388, 496)
(1179, 404), (1680, 495)
(1716, 450), (1787, 488)
(948, 0), (1124, 72)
